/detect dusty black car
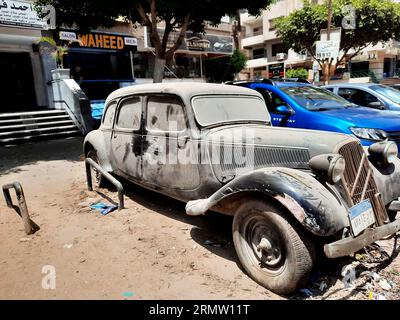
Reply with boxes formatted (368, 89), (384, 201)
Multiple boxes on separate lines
(84, 83), (400, 295)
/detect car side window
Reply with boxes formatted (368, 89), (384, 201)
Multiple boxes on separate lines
(146, 96), (186, 131)
(338, 88), (378, 106)
(116, 97), (142, 130)
(102, 101), (117, 128)
(255, 88), (289, 113)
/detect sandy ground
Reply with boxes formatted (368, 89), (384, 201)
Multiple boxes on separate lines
(0, 137), (399, 300)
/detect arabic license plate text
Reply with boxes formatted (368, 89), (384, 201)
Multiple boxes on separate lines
(349, 200), (376, 237)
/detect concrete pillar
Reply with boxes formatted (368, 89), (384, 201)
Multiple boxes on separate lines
(38, 41), (58, 109)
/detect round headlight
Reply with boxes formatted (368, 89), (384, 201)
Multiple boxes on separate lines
(368, 141), (398, 164)
(309, 154), (346, 184)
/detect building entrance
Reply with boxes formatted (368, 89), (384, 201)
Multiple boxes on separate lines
(0, 52), (37, 112)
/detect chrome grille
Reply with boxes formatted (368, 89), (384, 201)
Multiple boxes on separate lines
(338, 141), (388, 225)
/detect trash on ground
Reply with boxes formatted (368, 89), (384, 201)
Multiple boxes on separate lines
(341, 264), (357, 288)
(299, 288), (313, 296)
(90, 202), (118, 215)
(369, 291), (386, 300)
(379, 279), (392, 291)
(368, 271), (381, 282)
(63, 244), (73, 249)
(19, 237), (31, 242)
(318, 281), (328, 291)
(122, 291), (134, 297)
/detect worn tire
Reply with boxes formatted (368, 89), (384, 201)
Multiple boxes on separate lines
(232, 199), (315, 295)
(86, 149), (108, 188)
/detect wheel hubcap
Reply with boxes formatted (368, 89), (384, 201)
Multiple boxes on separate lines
(247, 218), (284, 269)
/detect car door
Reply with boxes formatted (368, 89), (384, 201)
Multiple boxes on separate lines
(337, 87), (386, 109)
(110, 95), (143, 180)
(253, 86), (297, 127)
(142, 94), (200, 190)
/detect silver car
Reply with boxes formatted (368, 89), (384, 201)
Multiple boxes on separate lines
(84, 82), (400, 295)
(324, 83), (400, 111)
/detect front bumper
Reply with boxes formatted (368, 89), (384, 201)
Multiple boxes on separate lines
(324, 218), (400, 258)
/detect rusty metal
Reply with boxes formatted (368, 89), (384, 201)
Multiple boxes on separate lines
(324, 218), (400, 258)
(338, 141), (389, 226)
(85, 158), (124, 210)
(2, 182), (40, 235)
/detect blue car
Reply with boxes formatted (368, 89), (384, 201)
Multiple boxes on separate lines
(230, 79), (400, 149)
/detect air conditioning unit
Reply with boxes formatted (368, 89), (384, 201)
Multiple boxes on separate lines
(276, 53), (287, 61)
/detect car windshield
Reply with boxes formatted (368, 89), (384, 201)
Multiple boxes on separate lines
(280, 85), (355, 111)
(192, 95), (270, 127)
(370, 85), (400, 104)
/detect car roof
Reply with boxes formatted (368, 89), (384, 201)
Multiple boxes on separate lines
(105, 82), (261, 104)
(324, 83), (377, 89)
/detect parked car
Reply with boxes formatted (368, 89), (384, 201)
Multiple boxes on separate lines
(230, 80), (400, 149)
(324, 83), (400, 111)
(84, 82), (400, 295)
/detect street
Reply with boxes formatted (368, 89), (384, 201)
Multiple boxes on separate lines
(1, 137), (399, 300)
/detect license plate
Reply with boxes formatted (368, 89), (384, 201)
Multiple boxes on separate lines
(349, 199), (376, 237)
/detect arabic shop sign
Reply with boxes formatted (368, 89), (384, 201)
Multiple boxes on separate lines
(144, 27), (233, 54)
(268, 63), (285, 79)
(0, 0), (46, 29)
(60, 30), (137, 51)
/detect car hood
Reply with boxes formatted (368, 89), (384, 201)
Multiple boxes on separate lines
(206, 124), (355, 173)
(318, 107), (400, 131)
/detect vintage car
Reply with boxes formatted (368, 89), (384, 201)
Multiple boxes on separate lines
(84, 83), (400, 295)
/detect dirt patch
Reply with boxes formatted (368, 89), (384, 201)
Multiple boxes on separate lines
(0, 137), (399, 300)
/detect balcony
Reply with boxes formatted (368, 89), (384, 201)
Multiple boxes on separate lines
(246, 57), (269, 69)
(241, 35), (265, 49)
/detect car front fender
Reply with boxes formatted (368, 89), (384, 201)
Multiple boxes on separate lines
(186, 167), (350, 236)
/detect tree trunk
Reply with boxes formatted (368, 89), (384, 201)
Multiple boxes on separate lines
(323, 61), (337, 85)
(153, 58), (166, 83)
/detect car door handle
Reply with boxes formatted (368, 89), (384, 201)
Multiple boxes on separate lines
(177, 136), (190, 149)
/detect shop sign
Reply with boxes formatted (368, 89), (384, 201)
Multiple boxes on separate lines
(316, 40), (340, 60)
(0, 0), (46, 29)
(60, 31), (137, 51)
(144, 27), (233, 54)
(268, 63), (285, 79)
(59, 31), (77, 41)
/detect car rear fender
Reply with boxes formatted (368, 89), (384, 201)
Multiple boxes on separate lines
(83, 130), (113, 172)
(186, 167), (349, 236)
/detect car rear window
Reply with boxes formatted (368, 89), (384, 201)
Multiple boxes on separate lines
(192, 95), (270, 127)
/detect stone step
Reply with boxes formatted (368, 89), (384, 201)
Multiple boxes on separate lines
(0, 130), (81, 146)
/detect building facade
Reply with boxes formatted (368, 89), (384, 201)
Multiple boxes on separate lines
(240, 0), (400, 83)
(0, 0), (49, 113)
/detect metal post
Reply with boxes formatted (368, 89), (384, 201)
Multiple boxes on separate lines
(2, 182), (40, 235)
(85, 158), (124, 210)
(130, 50), (135, 80)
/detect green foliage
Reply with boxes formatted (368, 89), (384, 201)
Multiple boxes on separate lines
(275, 0), (400, 60)
(230, 49), (247, 74)
(205, 50), (247, 82)
(286, 68), (308, 79)
(35, 0), (274, 34)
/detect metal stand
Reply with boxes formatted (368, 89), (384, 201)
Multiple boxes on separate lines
(85, 158), (124, 210)
(2, 182), (40, 235)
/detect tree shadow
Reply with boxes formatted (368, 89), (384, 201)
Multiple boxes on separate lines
(0, 137), (84, 175)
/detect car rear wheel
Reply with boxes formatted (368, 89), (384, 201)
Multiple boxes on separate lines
(232, 199), (315, 295)
(86, 150), (108, 188)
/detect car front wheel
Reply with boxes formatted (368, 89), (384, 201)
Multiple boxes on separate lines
(232, 199), (315, 295)
(86, 149), (108, 188)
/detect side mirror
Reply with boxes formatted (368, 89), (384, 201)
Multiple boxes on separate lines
(368, 101), (385, 110)
(276, 105), (294, 116)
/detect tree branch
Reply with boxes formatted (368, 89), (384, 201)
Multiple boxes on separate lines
(166, 14), (190, 58)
